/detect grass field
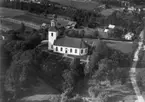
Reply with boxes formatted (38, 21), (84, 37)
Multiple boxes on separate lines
(1, 20), (22, 30)
(0, 7), (51, 25)
(105, 41), (134, 54)
(13, 13), (51, 25)
(49, 0), (101, 10)
(0, 7), (27, 18)
(83, 38), (134, 54)
(1, 19), (32, 31)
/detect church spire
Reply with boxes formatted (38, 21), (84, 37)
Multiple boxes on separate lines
(50, 14), (57, 27)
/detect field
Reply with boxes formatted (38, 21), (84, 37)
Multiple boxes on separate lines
(1, 19), (32, 31)
(0, 7), (27, 18)
(49, 0), (101, 10)
(13, 13), (51, 25)
(83, 38), (134, 54)
(0, 7), (51, 25)
(104, 41), (134, 54)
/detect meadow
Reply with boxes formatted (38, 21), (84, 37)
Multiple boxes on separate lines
(0, 7), (27, 17)
(49, 0), (101, 10)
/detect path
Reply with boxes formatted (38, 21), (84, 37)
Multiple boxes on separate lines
(130, 30), (145, 102)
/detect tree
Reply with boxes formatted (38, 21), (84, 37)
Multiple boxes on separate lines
(5, 49), (39, 100)
(0, 40), (11, 102)
(16, 23), (26, 34)
(137, 69), (145, 91)
(78, 30), (85, 38)
(62, 69), (75, 92)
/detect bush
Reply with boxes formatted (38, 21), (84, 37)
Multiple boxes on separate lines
(67, 94), (83, 102)
(62, 69), (76, 92)
(137, 69), (145, 91)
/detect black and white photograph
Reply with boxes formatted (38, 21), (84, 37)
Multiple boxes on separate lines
(0, 0), (145, 102)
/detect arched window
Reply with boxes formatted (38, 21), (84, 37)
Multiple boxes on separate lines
(85, 49), (88, 53)
(56, 47), (58, 51)
(75, 49), (77, 53)
(70, 49), (72, 53)
(81, 49), (83, 54)
(60, 47), (63, 51)
(51, 33), (53, 36)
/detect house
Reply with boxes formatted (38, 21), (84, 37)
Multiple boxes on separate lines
(48, 18), (88, 56)
(108, 24), (115, 29)
(124, 32), (134, 40)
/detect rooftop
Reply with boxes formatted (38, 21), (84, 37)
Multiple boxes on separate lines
(54, 36), (88, 48)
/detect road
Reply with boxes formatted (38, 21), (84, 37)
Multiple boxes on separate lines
(130, 30), (145, 102)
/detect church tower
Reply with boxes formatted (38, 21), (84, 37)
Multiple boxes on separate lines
(48, 15), (58, 50)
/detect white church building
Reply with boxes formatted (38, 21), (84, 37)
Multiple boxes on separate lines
(48, 18), (88, 56)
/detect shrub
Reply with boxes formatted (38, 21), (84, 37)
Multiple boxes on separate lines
(62, 69), (76, 92)
(137, 69), (145, 91)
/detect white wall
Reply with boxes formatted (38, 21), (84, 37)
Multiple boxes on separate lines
(80, 48), (88, 56)
(48, 31), (58, 50)
(53, 45), (88, 56)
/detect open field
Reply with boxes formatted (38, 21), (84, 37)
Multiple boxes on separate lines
(83, 38), (134, 54)
(0, 20), (32, 31)
(13, 13), (51, 25)
(0, 7), (27, 17)
(104, 41), (134, 54)
(49, 0), (101, 10)
(0, 7), (50, 25)
(1, 20), (22, 30)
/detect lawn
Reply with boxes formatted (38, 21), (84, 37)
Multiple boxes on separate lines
(13, 14), (50, 25)
(0, 7), (27, 18)
(0, 7), (51, 25)
(83, 38), (134, 54)
(49, 0), (101, 10)
(1, 20), (32, 31)
(104, 41), (134, 54)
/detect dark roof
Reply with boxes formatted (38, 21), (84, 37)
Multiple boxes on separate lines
(56, 18), (76, 28)
(54, 36), (88, 48)
(49, 26), (58, 31)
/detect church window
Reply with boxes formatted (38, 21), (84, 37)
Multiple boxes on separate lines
(75, 49), (77, 53)
(56, 47), (58, 51)
(51, 33), (53, 36)
(51, 45), (53, 49)
(60, 47), (63, 51)
(81, 49), (83, 54)
(85, 49), (88, 53)
(70, 49), (72, 53)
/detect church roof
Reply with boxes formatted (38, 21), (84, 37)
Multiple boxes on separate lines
(54, 36), (88, 48)
(49, 26), (58, 31)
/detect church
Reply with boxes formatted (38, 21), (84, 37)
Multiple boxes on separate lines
(48, 17), (88, 56)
